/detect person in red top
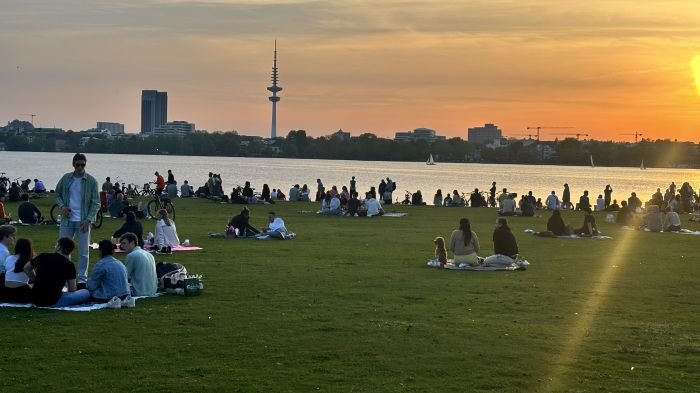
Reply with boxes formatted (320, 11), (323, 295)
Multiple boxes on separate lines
(154, 172), (165, 197)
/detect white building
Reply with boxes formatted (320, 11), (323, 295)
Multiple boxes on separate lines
(153, 121), (195, 136)
(96, 122), (125, 135)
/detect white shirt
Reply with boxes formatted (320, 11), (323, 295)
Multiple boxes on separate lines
(4, 255), (30, 285)
(664, 211), (681, 227)
(0, 243), (9, 273)
(268, 217), (287, 232)
(501, 198), (515, 213)
(155, 219), (180, 248)
(69, 175), (83, 221)
(365, 198), (382, 216)
(180, 184), (191, 197)
(596, 198), (605, 211)
(271, 190), (278, 200)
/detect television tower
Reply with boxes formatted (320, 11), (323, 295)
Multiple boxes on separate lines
(267, 40), (282, 139)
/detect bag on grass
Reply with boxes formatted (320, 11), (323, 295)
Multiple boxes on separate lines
(156, 262), (188, 290)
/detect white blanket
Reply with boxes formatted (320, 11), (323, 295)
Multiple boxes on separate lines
(0, 294), (159, 312)
(427, 260), (528, 271)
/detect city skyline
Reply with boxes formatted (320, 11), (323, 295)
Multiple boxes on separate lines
(1, 1), (700, 141)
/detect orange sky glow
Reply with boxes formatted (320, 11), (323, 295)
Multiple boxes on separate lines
(1, 0), (700, 142)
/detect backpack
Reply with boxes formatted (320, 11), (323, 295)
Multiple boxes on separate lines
(156, 262), (188, 290)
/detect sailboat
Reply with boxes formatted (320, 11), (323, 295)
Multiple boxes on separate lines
(426, 154), (436, 165)
(640, 160), (646, 170)
(590, 155), (595, 168)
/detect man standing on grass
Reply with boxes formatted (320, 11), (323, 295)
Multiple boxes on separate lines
(24, 237), (91, 307)
(55, 153), (100, 288)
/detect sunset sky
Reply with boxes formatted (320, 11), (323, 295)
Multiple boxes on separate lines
(1, 0), (700, 141)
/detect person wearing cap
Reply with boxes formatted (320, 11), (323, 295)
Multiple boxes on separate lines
(88, 240), (130, 303)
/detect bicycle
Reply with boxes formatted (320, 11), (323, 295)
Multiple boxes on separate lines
(50, 204), (104, 229)
(140, 182), (155, 197)
(146, 194), (175, 220)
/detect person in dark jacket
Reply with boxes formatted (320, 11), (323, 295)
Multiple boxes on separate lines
(482, 217), (519, 266)
(18, 193), (43, 224)
(227, 207), (260, 237)
(112, 211), (144, 247)
(546, 209), (572, 236)
(575, 207), (598, 236)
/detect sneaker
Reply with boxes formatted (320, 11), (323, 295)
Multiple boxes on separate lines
(106, 296), (122, 309)
(279, 233), (286, 240)
(122, 295), (136, 308)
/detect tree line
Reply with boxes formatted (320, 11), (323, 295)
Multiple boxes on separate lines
(1, 129), (698, 168)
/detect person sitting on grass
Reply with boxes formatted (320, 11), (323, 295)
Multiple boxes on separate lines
(442, 193), (452, 207)
(88, 240), (131, 305)
(433, 189), (443, 206)
(180, 180), (192, 198)
(499, 193), (516, 216)
(262, 212), (289, 239)
(9, 182), (22, 202)
(642, 205), (663, 232)
(112, 211), (144, 248)
(325, 193), (342, 215)
(119, 232), (157, 297)
(33, 179), (46, 193)
(17, 193), (43, 224)
(482, 218), (519, 266)
(108, 192), (126, 219)
(449, 218), (481, 266)
(347, 192), (362, 216)
(574, 207), (598, 236)
(519, 195), (534, 217)
(546, 209), (573, 236)
(364, 193), (384, 217)
(664, 207), (681, 232)
(320, 191), (332, 214)
(153, 209), (180, 253)
(3, 237), (34, 303)
(227, 207), (260, 238)
(605, 199), (620, 212)
(24, 237), (91, 307)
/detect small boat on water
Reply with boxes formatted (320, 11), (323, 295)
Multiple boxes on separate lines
(640, 160), (646, 170)
(426, 154), (436, 165)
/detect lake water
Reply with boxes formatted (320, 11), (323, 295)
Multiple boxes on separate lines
(1, 151), (698, 205)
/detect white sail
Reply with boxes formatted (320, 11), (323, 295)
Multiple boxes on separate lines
(590, 155), (595, 168)
(640, 160), (646, 170)
(426, 154), (436, 165)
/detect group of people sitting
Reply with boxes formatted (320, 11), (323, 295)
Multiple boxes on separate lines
(318, 190), (385, 217)
(432, 217), (521, 267)
(217, 208), (290, 239)
(0, 179), (46, 202)
(0, 192), (45, 224)
(0, 224), (160, 308)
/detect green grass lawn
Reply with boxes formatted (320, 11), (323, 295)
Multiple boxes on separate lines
(1, 196), (699, 392)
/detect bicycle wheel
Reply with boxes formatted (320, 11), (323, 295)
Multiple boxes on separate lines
(164, 201), (175, 220)
(50, 204), (60, 223)
(146, 200), (159, 218)
(92, 210), (103, 229)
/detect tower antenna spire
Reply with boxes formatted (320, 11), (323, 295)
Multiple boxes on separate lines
(267, 40), (282, 139)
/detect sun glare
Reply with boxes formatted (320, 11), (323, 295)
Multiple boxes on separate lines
(693, 55), (700, 96)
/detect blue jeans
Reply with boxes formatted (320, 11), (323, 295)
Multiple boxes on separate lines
(52, 289), (91, 307)
(59, 220), (91, 283)
(267, 230), (286, 239)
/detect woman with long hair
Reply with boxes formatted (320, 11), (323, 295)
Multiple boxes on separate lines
(547, 209), (573, 236)
(483, 217), (519, 266)
(449, 218), (481, 266)
(3, 238), (34, 303)
(154, 209), (180, 252)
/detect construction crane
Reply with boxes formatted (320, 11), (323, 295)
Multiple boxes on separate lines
(526, 126), (573, 141)
(620, 131), (643, 143)
(19, 113), (37, 125)
(551, 133), (589, 140)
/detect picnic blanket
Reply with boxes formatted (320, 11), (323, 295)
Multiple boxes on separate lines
(0, 294), (159, 312)
(621, 226), (700, 235)
(383, 212), (408, 217)
(524, 229), (612, 239)
(426, 259), (528, 271)
(90, 243), (203, 252)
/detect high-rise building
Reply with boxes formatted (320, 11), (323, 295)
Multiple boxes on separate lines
(468, 123), (502, 145)
(267, 41), (282, 139)
(141, 90), (168, 134)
